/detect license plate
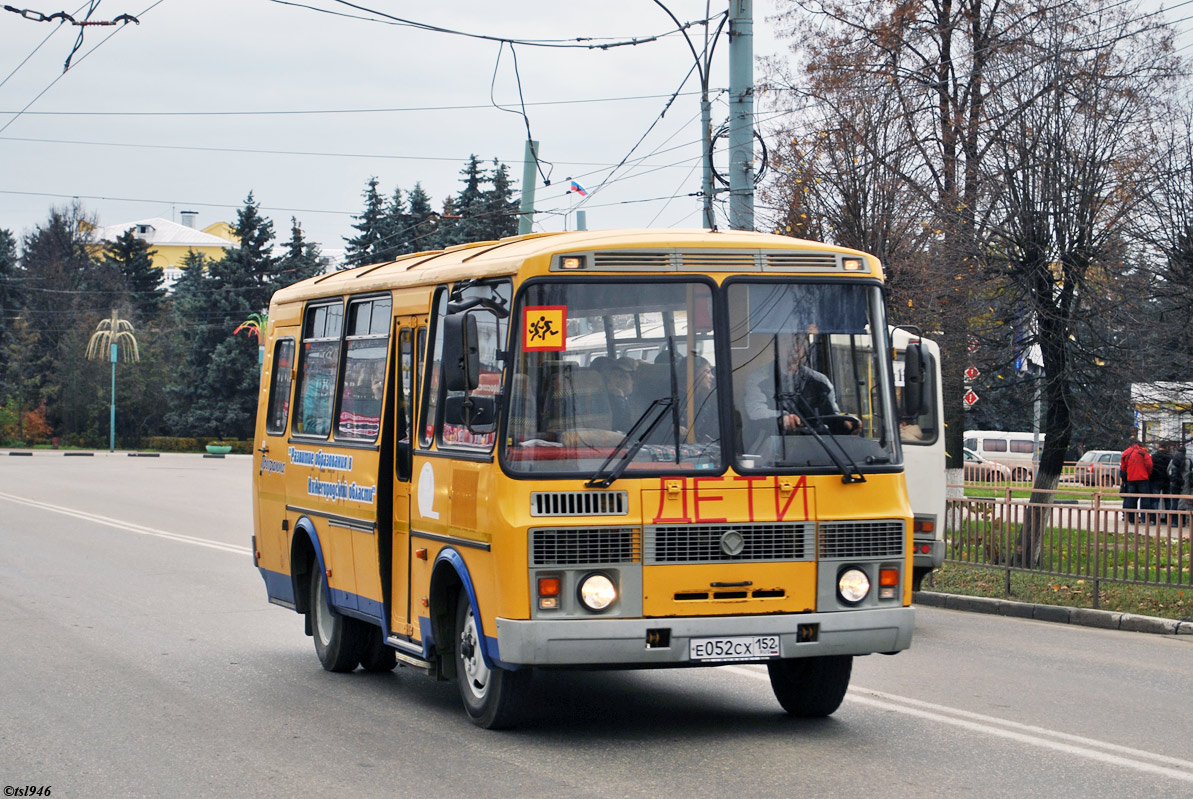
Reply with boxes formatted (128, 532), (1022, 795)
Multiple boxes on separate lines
(689, 635), (781, 662)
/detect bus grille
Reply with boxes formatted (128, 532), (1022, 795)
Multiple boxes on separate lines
(530, 527), (641, 566)
(764, 252), (841, 270)
(530, 490), (628, 517)
(645, 523), (814, 564)
(818, 520), (905, 560)
(592, 251), (672, 270)
(681, 251), (759, 271)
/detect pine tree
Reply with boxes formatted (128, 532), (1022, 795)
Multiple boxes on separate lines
(344, 176), (387, 268)
(0, 228), (17, 365)
(435, 155), (488, 248)
(405, 182), (438, 252)
(378, 186), (408, 261)
(278, 217), (328, 284)
(103, 228), (164, 319)
(166, 195), (281, 439)
(481, 159), (519, 241)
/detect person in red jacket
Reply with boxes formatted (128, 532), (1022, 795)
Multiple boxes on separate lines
(1121, 439), (1153, 523)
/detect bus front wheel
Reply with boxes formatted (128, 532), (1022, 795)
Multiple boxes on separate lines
(454, 594), (529, 729)
(310, 568), (366, 673)
(767, 655), (853, 718)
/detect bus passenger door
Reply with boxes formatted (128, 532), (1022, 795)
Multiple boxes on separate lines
(255, 332), (298, 599)
(389, 326), (418, 638)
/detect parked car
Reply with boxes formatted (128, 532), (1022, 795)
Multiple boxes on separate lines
(963, 447), (1012, 483)
(1073, 449), (1120, 487)
(964, 430), (1043, 481)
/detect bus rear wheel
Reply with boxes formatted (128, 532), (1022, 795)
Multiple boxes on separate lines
(310, 568), (366, 673)
(454, 594), (529, 729)
(767, 655), (853, 718)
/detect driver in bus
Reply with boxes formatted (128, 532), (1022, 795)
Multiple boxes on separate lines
(745, 327), (857, 434)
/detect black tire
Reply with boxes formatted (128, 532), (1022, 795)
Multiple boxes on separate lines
(767, 655), (853, 718)
(310, 568), (366, 673)
(911, 567), (928, 592)
(359, 627), (398, 672)
(454, 593), (530, 729)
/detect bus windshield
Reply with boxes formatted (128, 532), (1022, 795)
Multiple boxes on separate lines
(504, 279), (720, 476)
(502, 277), (897, 476)
(726, 280), (896, 471)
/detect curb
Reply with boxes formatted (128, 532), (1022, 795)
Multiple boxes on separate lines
(912, 591), (1193, 637)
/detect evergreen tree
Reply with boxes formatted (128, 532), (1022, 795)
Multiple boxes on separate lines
(481, 159), (519, 241)
(278, 217), (328, 284)
(435, 155), (488, 248)
(220, 191), (280, 311)
(103, 228), (164, 319)
(166, 195), (281, 439)
(0, 228), (17, 366)
(377, 186), (408, 261)
(405, 182), (438, 252)
(344, 176), (387, 268)
(13, 204), (117, 435)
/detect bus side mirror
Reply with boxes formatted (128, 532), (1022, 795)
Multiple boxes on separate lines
(902, 342), (927, 418)
(443, 312), (480, 392)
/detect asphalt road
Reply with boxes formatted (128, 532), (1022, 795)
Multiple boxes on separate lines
(1, 453), (1191, 799)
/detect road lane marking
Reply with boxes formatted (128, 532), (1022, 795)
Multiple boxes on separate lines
(725, 664), (1193, 783)
(0, 491), (251, 556)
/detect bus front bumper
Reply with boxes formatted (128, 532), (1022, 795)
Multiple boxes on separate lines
(494, 606), (914, 667)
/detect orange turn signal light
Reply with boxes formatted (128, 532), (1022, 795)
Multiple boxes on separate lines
(538, 577), (561, 597)
(879, 568), (899, 587)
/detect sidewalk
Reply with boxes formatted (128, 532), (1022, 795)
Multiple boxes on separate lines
(914, 590), (1193, 636)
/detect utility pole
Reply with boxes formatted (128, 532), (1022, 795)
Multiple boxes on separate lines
(727, 0), (754, 231)
(700, 3), (715, 230)
(518, 139), (539, 235)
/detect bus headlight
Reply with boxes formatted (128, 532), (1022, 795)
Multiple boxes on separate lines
(578, 573), (617, 612)
(837, 568), (870, 604)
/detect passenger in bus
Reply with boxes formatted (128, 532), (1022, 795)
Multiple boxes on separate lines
(745, 329), (857, 435)
(677, 355), (718, 442)
(900, 419), (925, 442)
(600, 357), (638, 432)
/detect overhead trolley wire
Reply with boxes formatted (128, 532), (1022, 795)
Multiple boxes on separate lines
(268, 0), (715, 50)
(0, 0), (166, 136)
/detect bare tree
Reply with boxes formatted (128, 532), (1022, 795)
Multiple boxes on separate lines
(978, 3), (1182, 563)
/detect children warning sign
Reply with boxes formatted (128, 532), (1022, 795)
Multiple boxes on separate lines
(523, 306), (567, 351)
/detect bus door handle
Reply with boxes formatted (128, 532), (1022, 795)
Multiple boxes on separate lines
(258, 442), (269, 455)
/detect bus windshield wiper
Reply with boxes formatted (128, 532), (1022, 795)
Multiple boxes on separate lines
(585, 398), (675, 489)
(778, 393), (866, 485)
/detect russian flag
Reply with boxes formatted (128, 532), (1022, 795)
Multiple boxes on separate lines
(569, 180), (587, 197)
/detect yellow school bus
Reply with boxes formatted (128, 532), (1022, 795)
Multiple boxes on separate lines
(252, 229), (920, 728)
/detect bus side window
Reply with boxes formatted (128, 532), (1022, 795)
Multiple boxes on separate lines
(397, 329), (414, 444)
(420, 291), (446, 448)
(335, 295), (392, 441)
(265, 339), (295, 435)
(293, 302), (343, 437)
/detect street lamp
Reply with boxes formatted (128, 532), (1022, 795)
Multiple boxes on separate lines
(85, 310), (140, 452)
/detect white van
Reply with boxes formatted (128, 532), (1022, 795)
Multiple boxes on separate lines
(963, 430), (1045, 481)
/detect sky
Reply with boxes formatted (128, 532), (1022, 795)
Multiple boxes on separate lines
(0, 0), (789, 252)
(3, 1), (1189, 255)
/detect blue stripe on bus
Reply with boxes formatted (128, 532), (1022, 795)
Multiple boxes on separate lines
(260, 567), (295, 604)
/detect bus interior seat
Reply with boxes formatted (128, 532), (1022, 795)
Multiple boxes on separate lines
(544, 366), (612, 434)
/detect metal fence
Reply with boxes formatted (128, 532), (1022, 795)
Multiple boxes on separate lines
(944, 488), (1192, 607)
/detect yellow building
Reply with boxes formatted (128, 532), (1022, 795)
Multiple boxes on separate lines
(89, 211), (234, 287)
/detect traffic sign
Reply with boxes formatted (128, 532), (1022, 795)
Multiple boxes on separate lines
(964, 365), (980, 381)
(963, 389), (979, 408)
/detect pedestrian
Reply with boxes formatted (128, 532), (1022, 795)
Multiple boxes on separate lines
(1150, 442), (1173, 524)
(1172, 439), (1191, 527)
(1120, 438), (1152, 524)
